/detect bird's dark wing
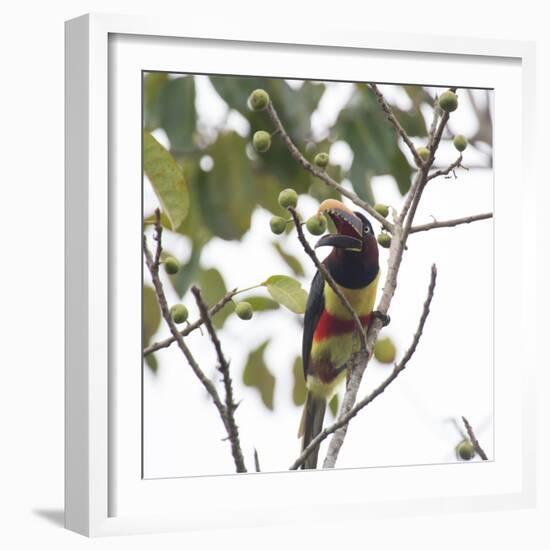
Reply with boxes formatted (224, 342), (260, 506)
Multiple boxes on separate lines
(302, 269), (325, 379)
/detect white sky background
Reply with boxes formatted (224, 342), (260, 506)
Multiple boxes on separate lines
(143, 79), (493, 478)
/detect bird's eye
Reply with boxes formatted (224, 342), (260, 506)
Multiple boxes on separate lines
(364, 225), (370, 233)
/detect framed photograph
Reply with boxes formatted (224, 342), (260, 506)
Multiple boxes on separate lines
(65, 13), (536, 536)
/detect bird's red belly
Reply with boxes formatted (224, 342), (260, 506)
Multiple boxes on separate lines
(313, 310), (371, 342)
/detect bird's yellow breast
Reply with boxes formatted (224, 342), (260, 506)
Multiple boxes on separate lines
(324, 271), (380, 319)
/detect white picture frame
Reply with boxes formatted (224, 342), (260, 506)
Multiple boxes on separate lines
(65, 13), (537, 537)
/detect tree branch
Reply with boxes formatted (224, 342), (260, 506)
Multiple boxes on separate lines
(427, 154), (464, 181)
(191, 286), (247, 472)
(399, 89), (456, 230)
(291, 264), (438, 470)
(410, 212), (492, 234)
(254, 448), (261, 472)
(461, 416), (489, 461)
(369, 82), (425, 168)
(143, 289), (238, 356)
(288, 207), (367, 351)
(265, 101), (394, 233)
(143, 209), (246, 473)
(317, 87), (455, 468)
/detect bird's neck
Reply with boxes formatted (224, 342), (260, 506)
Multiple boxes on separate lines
(325, 242), (379, 289)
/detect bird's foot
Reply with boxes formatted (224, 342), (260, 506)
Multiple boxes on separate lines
(372, 310), (391, 326)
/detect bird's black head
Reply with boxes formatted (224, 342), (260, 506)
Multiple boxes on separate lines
(314, 199), (379, 288)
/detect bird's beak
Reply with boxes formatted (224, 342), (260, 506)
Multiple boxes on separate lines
(314, 199), (363, 251)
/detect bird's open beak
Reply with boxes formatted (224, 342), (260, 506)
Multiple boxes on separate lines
(314, 199), (363, 251)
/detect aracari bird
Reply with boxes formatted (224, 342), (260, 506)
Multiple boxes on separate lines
(299, 199), (380, 469)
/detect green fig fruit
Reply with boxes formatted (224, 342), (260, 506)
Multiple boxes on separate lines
(278, 188), (298, 209)
(306, 214), (327, 236)
(247, 89), (270, 111)
(377, 233), (391, 249)
(170, 304), (189, 324)
(252, 130), (271, 153)
(313, 152), (329, 168)
(374, 204), (389, 218)
(270, 216), (287, 235)
(438, 90), (458, 113)
(235, 301), (253, 320)
(374, 337), (396, 363)
(164, 256), (180, 275)
(456, 439), (475, 461)
(417, 147), (430, 161)
(453, 134), (468, 152)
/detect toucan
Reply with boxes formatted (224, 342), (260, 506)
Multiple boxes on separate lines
(298, 199), (380, 469)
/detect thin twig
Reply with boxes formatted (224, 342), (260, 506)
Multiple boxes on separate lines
(462, 416), (489, 461)
(428, 96), (441, 142)
(191, 286), (246, 472)
(410, 212), (492, 234)
(291, 264), (438, 470)
(369, 82), (425, 168)
(427, 154), (464, 181)
(265, 101), (393, 233)
(143, 289), (238, 356)
(143, 209), (244, 473)
(288, 207), (367, 351)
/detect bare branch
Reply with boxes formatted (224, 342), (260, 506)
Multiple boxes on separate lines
(288, 206), (367, 351)
(265, 101), (394, 233)
(410, 212), (492, 234)
(369, 82), (425, 168)
(143, 289), (238, 356)
(291, 264), (438, 470)
(191, 286), (246, 472)
(461, 416), (489, 461)
(143, 210), (245, 473)
(427, 154), (464, 181)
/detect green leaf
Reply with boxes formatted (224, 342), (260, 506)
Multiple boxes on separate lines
(197, 132), (255, 240)
(160, 77), (196, 153)
(143, 285), (161, 344)
(272, 242), (305, 277)
(245, 295), (280, 312)
(243, 340), (276, 410)
(328, 394), (339, 418)
(335, 86), (414, 200)
(210, 76), (322, 196)
(263, 275), (308, 314)
(143, 131), (189, 230)
(292, 356), (307, 406)
(145, 353), (158, 374)
(197, 267), (234, 329)
(143, 72), (169, 130)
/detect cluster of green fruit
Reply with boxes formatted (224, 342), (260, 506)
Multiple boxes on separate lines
(162, 258), (192, 325)
(269, 188), (328, 237)
(248, 89), (331, 175)
(371, 203), (392, 249)
(415, 132), (467, 162)
(415, 90), (468, 161)
(161, 256), (253, 324)
(248, 89), (273, 153)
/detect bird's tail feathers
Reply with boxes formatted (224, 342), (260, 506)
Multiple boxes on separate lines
(298, 392), (326, 469)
